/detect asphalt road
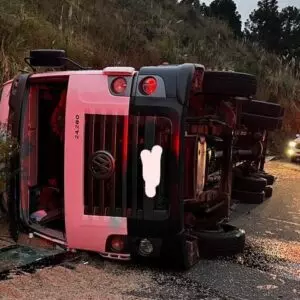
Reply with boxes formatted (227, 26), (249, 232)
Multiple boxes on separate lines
(0, 160), (299, 300)
(185, 160), (300, 300)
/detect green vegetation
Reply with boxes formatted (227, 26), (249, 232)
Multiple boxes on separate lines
(0, 0), (299, 152)
(0, 123), (19, 193)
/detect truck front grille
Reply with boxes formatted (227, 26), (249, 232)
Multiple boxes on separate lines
(84, 114), (173, 219)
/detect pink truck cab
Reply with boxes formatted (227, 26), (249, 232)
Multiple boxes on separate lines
(0, 50), (249, 269)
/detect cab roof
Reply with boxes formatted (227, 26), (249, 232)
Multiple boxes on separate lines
(3, 67), (137, 85)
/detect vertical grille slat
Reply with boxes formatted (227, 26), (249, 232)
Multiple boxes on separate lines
(85, 116), (95, 215)
(156, 130), (165, 210)
(122, 116), (128, 217)
(143, 117), (156, 219)
(110, 116), (117, 215)
(84, 114), (172, 219)
(99, 116), (106, 215)
(130, 116), (139, 217)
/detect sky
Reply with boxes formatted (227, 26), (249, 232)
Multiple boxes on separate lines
(201, 0), (300, 25)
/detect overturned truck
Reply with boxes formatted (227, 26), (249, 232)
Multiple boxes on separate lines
(0, 49), (283, 269)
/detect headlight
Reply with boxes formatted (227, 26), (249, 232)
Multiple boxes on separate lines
(288, 141), (296, 148)
(287, 148), (295, 156)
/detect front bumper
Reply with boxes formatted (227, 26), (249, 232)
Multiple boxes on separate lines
(101, 232), (188, 263)
(99, 236), (162, 261)
(99, 251), (131, 261)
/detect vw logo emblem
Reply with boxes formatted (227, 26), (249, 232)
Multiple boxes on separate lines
(89, 151), (115, 180)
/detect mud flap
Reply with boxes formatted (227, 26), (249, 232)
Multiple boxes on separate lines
(160, 233), (199, 270)
(7, 182), (20, 242)
(0, 244), (65, 278)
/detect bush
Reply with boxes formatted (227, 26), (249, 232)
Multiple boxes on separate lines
(0, 0), (299, 153)
(0, 123), (19, 193)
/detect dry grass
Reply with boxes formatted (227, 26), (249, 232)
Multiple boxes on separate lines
(0, 0), (299, 151)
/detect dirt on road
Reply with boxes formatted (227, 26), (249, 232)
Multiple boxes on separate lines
(0, 160), (300, 300)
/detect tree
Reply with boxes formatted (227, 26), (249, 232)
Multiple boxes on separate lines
(244, 0), (282, 53)
(279, 6), (300, 59)
(207, 0), (242, 37)
(198, 2), (210, 16)
(0, 123), (19, 215)
(245, 1), (300, 60)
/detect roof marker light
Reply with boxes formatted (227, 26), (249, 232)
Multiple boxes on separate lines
(103, 67), (135, 76)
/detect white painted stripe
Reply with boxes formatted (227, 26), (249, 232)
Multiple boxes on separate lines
(268, 218), (300, 227)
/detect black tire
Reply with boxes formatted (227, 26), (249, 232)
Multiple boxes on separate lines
(232, 189), (265, 204)
(252, 172), (275, 185)
(242, 100), (283, 118)
(264, 186), (273, 198)
(241, 113), (283, 131)
(194, 224), (245, 257)
(261, 174), (275, 185)
(203, 71), (257, 97)
(233, 174), (267, 192)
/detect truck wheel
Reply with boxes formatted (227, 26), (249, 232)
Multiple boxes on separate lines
(252, 172), (275, 185)
(264, 186), (273, 198)
(240, 113), (283, 131)
(194, 224), (245, 258)
(260, 173), (275, 185)
(242, 100), (283, 118)
(231, 189), (265, 204)
(233, 175), (267, 192)
(203, 71), (257, 97)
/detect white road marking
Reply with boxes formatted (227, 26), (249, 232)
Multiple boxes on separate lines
(268, 218), (300, 227)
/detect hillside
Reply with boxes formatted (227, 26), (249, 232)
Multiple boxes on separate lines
(0, 0), (299, 150)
